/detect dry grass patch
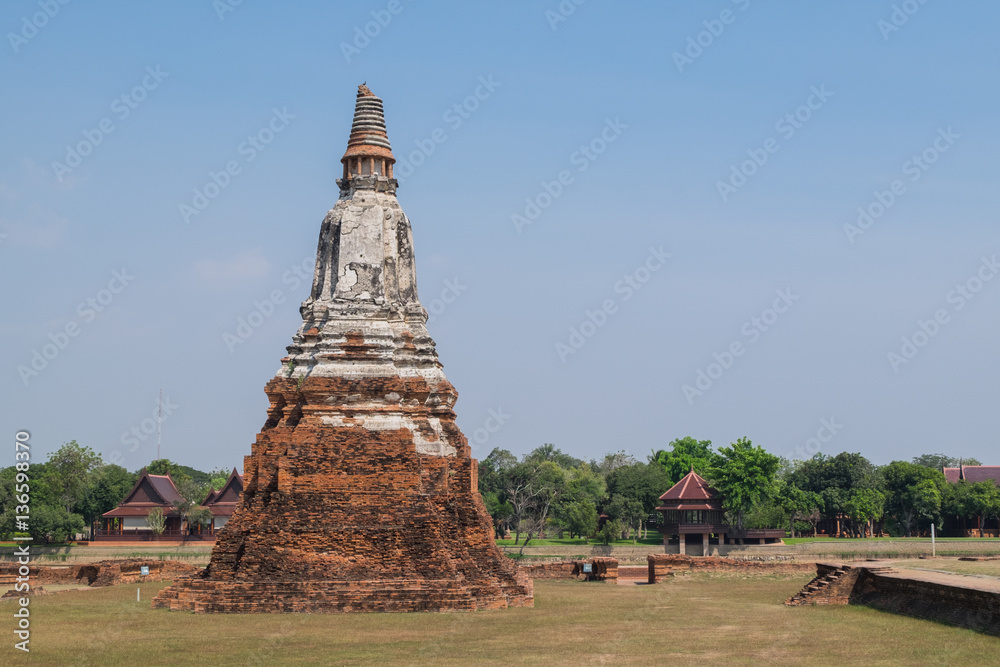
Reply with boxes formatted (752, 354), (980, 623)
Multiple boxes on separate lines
(10, 573), (997, 665)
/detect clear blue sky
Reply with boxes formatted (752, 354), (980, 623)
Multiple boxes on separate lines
(2, 1), (999, 472)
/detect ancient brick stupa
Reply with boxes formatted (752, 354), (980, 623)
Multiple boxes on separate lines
(153, 85), (533, 613)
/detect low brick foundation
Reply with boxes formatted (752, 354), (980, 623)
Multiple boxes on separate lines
(0, 559), (202, 588)
(518, 562), (579, 579)
(788, 562), (1000, 636)
(518, 559), (618, 582)
(653, 554), (812, 574)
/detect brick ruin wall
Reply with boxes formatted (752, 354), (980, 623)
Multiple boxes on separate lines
(519, 558), (618, 582)
(788, 563), (1000, 636)
(520, 555), (807, 584)
(852, 570), (1000, 636)
(647, 554), (673, 583)
(519, 562), (579, 579)
(653, 554), (813, 574)
(0, 559), (201, 588)
(152, 377), (533, 613)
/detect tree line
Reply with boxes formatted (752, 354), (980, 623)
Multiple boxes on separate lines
(478, 438), (996, 544)
(0, 441), (230, 542)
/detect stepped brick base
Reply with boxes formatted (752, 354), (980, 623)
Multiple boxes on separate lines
(152, 376), (533, 614)
(151, 579), (526, 613)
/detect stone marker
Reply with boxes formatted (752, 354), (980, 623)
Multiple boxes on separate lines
(153, 85), (533, 613)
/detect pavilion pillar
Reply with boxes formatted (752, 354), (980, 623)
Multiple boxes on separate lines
(678, 535), (685, 555)
(702, 533), (709, 557)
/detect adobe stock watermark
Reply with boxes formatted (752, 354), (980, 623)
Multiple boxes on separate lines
(12, 430), (32, 653)
(51, 66), (170, 183)
(717, 85), (833, 202)
(340, 0), (412, 63)
(790, 416), (843, 461)
(223, 256), (313, 352)
(556, 246), (671, 363)
(213, 0), (244, 21)
(468, 407), (511, 452)
(425, 278), (467, 325)
(108, 395), (180, 466)
(512, 117), (627, 233)
(395, 75), (501, 183)
(179, 107), (295, 224)
(17, 268), (135, 386)
(7, 0), (70, 54)
(545, 0), (592, 31)
(887, 254), (998, 373)
(682, 288), (799, 404)
(878, 0), (931, 41)
(843, 127), (958, 244)
(672, 0), (752, 73)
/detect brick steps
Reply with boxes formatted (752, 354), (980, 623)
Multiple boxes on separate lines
(786, 565), (851, 606)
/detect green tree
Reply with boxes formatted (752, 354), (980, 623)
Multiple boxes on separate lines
(560, 499), (598, 539)
(777, 483), (822, 538)
(524, 443), (583, 470)
(187, 507), (213, 530)
(883, 461), (945, 536)
(965, 481), (1000, 534)
(208, 468), (231, 491)
(606, 494), (644, 543)
(172, 475), (209, 532)
(844, 488), (885, 537)
(31, 504), (85, 543)
(652, 437), (714, 484)
(596, 519), (623, 546)
(708, 437), (780, 532)
(553, 464), (605, 537)
(606, 462), (671, 517)
(145, 507), (166, 536)
(593, 451), (637, 476)
(913, 453), (982, 470)
(46, 441), (103, 515)
(78, 464), (137, 531)
(144, 459), (213, 486)
(481, 491), (513, 537)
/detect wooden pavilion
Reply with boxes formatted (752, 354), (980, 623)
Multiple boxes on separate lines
(97, 469), (184, 540)
(656, 468), (784, 555)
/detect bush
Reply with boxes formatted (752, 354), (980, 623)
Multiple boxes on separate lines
(596, 520), (623, 546)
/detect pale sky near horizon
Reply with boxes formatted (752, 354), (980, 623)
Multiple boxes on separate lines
(2, 1), (999, 473)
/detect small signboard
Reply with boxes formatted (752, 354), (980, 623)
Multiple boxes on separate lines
(140, 566), (149, 576)
(582, 563), (592, 573)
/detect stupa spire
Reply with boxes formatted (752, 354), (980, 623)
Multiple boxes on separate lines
(340, 83), (396, 185)
(300, 84), (420, 326)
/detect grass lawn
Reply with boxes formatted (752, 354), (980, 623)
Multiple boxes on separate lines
(784, 536), (1000, 545)
(495, 537), (662, 547)
(12, 573), (997, 665)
